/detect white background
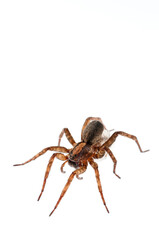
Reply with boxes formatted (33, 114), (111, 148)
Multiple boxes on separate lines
(0, 0), (159, 239)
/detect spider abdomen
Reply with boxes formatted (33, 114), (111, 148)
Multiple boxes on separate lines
(82, 121), (105, 144)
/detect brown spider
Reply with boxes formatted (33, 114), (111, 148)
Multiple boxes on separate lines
(14, 117), (149, 216)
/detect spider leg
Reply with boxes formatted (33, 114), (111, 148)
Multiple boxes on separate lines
(102, 131), (149, 153)
(38, 153), (68, 201)
(104, 147), (121, 179)
(13, 146), (69, 166)
(89, 159), (109, 213)
(49, 165), (87, 216)
(60, 160), (68, 173)
(58, 128), (76, 146)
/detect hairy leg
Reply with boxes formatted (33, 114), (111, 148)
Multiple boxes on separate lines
(38, 153), (68, 201)
(103, 131), (149, 153)
(60, 160), (68, 173)
(58, 128), (76, 146)
(93, 148), (106, 159)
(105, 147), (121, 179)
(13, 146), (69, 166)
(49, 165), (87, 216)
(89, 159), (109, 213)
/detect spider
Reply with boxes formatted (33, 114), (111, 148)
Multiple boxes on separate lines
(14, 117), (149, 216)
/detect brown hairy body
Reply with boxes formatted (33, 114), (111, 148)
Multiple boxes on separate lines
(14, 117), (149, 216)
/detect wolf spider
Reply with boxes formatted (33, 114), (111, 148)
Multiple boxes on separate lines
(14, 117), (149, 216)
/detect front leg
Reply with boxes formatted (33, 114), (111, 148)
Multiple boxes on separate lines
(38, 153), (68, 201)
(49, 165), (87, 216)
(13, 146), (69, 166)
(102, 131), (149, 153)
(89, 159), (109, 213)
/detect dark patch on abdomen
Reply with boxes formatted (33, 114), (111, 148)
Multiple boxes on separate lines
(82, 121), (104, 144)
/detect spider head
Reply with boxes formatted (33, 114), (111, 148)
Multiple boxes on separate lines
(68, 142), (92, 168)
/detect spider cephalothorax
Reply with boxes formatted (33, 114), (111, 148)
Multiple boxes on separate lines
(14, 117), (149, 216)
(68, 142), (91, 168)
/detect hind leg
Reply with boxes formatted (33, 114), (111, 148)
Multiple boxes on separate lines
(103, 131), (149, 153)
(58, 128), (76, 146)
(105, 147), (121, 179)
